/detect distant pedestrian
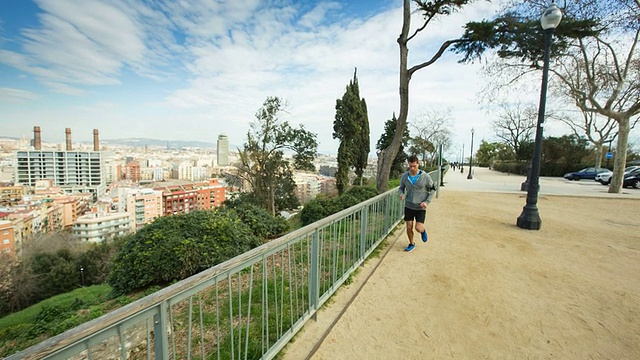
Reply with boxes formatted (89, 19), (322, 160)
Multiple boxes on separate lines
(399, 155), (435, 252)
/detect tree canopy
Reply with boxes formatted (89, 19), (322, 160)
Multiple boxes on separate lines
(237, 96), (318, 214)
(376, 113), (410, 179)
(334, 70), (370, 193)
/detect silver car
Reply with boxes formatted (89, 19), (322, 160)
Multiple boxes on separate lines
(594, 165), (640, 185)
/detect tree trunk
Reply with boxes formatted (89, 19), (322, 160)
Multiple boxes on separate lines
(594, 143), (603, 168)
(608, 117), (630, 193)
(376, 0), (411, 193)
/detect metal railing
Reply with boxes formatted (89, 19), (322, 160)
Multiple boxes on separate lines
(8, 180), (434, 360)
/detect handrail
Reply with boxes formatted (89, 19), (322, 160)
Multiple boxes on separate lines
(7, 170), (439, 360)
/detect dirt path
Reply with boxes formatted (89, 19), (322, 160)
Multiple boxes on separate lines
(280, 183), (640, 359)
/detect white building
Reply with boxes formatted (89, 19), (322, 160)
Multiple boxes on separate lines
(217, 135), (229, 166)
(72, 211), (133, 243)
(178, 160), (193, 180)
(15, 150), (106, 200)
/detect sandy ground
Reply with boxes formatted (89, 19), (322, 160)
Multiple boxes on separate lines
(280, 168), (640, 360)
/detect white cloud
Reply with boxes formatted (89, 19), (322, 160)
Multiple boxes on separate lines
(0, 87), (39, 102)
(1, 0), (511, 154)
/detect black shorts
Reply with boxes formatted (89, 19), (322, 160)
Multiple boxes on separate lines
(404, 207), (426, 223)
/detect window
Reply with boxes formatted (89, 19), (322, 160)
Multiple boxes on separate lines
(2, 230), (8, 235)
(3, 239), (10, 244)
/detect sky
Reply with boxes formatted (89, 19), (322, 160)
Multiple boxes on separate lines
(0, 0), (583, 158)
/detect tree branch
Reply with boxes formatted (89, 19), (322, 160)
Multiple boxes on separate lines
(408, 39), (467, 76)
(408, 16), (435, 42)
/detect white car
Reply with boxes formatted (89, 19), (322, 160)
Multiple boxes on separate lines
(595, 165), (640, 185)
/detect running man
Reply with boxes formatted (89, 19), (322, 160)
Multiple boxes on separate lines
(399, 155), (435, 252)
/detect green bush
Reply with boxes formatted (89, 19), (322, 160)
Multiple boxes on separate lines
(221, 202), (289, 239)
(108, 210), (260, 295)
(300, 186), (379, 226)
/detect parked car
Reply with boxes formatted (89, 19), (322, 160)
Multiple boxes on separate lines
(563, 167), (609, 181)
(623, 168), (640, 189)
(594, 165), (640, 185)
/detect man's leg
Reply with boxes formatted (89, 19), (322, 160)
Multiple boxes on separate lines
(405, 220), (414, 244)
(415, 210), (428, 242)
(404, 209), (416, 251)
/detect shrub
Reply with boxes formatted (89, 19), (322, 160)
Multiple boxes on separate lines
(221, 202), (289, 239)
(108, 210), (259, 295)
(299, 186), (379, 226)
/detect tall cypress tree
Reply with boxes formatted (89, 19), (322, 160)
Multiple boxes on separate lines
(333, 69), (369, 193)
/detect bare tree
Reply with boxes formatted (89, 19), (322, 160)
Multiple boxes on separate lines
(554, 31), (640, 192)
(551, 111), (620, 168)
(492, 102), (537, 156)
(409, 108), (454, 166)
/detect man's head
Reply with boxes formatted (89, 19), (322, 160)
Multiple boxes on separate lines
(407, 155), (419, 175)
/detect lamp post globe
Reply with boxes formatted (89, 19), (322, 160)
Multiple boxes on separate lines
(516, 2), (562, 230)
(467, 128), (475, 179)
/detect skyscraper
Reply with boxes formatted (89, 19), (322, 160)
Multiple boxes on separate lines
(217, 134), (229, 166)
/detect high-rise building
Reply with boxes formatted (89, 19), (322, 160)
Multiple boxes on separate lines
(15, 127), (106, 200)
(15, 150), (105, 200)
(217, 134), (229, 166)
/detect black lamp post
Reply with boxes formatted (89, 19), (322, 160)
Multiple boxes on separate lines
(467, 128), (475, 180)
(80, 267), (85, 286)
(517, 2), (562, 230)
(460, 143), (464, 173)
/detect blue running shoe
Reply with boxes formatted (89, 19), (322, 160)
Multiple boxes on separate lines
(404, 243), (415, 252)
(421, 230), (428, 243)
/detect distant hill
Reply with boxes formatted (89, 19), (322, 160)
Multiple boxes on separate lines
(98, 138), (218, 149)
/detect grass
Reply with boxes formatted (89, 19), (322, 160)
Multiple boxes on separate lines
(0, 285), (112, 329)
(0, 284), (160, 357)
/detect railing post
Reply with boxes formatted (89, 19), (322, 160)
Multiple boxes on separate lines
(154, 302), (169, 360)
(310, 230), (320, 320)
(384, 193), (390, 234)
(360, 206), (368, 264)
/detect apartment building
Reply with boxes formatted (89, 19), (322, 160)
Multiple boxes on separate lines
(14, 150), (105, 200)
(0, 186), (24, 206)
(123, 160), (141, 183)
(293, 173), (321, 204)
(155, 184), (199, 216)
(195, 178), (226, 210)
(0, 220), (16, 257)
(125, 188), (163, 229)
(73, 209), (133, 243)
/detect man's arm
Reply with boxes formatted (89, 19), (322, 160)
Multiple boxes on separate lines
(424, 174), (435, 204)
(399, 173), (406, 194)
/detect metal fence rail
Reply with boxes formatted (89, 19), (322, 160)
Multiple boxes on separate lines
(7, 183), (425, 360)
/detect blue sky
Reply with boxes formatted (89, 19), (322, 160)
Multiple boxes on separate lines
(0, 0), (548, 155)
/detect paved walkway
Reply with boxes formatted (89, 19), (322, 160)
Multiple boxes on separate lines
(280, 168), (640, 360)
(442, 166), (640, 199)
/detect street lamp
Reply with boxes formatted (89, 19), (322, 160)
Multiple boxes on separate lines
(467, 128), (475, 180)
(80, 267), (85, 286)
(517, 2), (562, 230)
(460, 143), (464, 173)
